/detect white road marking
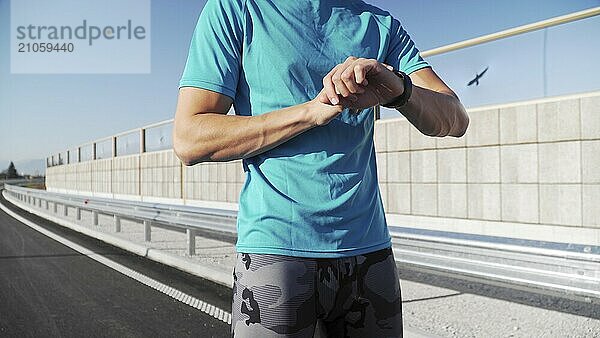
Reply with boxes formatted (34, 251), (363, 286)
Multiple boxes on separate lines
(0, 198), (232, 325)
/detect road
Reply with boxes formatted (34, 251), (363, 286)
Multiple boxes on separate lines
(0, 191), (231, 337)
(3, 188), (599, 338)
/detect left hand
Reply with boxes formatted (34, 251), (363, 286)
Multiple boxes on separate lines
(322, 56), (404, 110)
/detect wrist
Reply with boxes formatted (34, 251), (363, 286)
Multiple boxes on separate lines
(303, 99), (343, 127)
(382, 70), (412, 109)
(301, 100), (322, 127)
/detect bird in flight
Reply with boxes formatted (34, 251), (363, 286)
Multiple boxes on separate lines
(468, 66), (489, 86)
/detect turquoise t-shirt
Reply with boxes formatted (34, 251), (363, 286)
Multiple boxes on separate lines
(180, 0), (429, 257)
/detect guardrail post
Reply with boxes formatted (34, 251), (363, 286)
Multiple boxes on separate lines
(63, 204), (68, 217)
(53, 202), (58, 213)
(37, 199), (41, 208)
(114, 215), (121, 232)
(93, 211), (99, 226)
(187, 229), (196, 256)
(76, 208), (82, 220)
(45, 200), (49, 210)
(144, 220), (151, 242)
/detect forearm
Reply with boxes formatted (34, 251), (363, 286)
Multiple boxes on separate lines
(398, 85), (469, 137)
(319, 57), (469, 137)
(174, 102), (318, 165)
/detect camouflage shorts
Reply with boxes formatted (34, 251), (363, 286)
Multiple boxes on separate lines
(231, 247), (403, 337)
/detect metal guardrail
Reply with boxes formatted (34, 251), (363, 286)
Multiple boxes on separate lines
(392, 233), (600, 302)
(4, 184), (236, 256)
(3, 184), (600, 303)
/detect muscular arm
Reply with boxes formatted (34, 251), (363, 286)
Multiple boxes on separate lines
(403, 67), (469, 137)
(323, 57), (469, 138)
(173, 87), (342, 165)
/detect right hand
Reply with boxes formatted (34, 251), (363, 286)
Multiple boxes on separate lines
(323, 56), (403, 110)
(306, 89), (345, 126)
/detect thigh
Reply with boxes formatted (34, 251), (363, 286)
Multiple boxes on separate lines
(324, 248), (403, 338)
(231, 252), (318, 338)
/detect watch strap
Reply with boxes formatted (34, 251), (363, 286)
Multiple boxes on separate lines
(382, 70), (412, 109)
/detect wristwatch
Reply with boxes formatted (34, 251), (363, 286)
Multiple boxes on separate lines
(382, 70), (412, 109)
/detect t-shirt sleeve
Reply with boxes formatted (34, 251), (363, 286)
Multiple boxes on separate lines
(384, 18), (430, 75)
(179, 0), (244, 100)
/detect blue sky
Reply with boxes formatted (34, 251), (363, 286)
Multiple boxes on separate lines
(0, 0), (599, 173)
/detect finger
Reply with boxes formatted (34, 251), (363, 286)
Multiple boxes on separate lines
(341, 64), (363, 95)
(316, 88), (332, 105)
(323, 65), (341, 105)
(354, 59), (377, 87)
(344, 55), (359, 64)
(332, 69), (352, 98)
(332, 57), (357, 98)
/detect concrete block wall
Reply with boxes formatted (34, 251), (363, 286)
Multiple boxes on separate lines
(46, 164), (66, 190)
(141, 151), (181, 199)
(376, 92), (600, 229)
(91, 159), (112, 194)
(63, 163), (76, 191)
(75, 162), (92, 193)
(183, 160), (245, 203)
(45, 92), (600, 237)
(112, 155), (140, 196)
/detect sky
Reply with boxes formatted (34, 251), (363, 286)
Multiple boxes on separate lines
(0, 0), (599, 173)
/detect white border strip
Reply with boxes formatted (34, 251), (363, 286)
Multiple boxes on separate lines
(0, 192), (232, 325)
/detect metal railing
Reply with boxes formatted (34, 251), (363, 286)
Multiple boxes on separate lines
(4, 184), (599, 303)
(4, 184), (236, 256)
(46, 119), (174, 168)
(421, 7), (600, 57)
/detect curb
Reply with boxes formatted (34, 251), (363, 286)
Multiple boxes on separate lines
(2, 190), (233, 288)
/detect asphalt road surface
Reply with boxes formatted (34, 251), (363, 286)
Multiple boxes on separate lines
(0, 192), (232, 337)
(3, 189), (599, 338)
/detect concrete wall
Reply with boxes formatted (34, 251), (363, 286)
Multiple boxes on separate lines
(375, 93), (600, 229)
(45, 91), (600, 244)
(183, 160), (245, 203)
(112, 155), (139, 196)
(141, 151), (182, 199)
